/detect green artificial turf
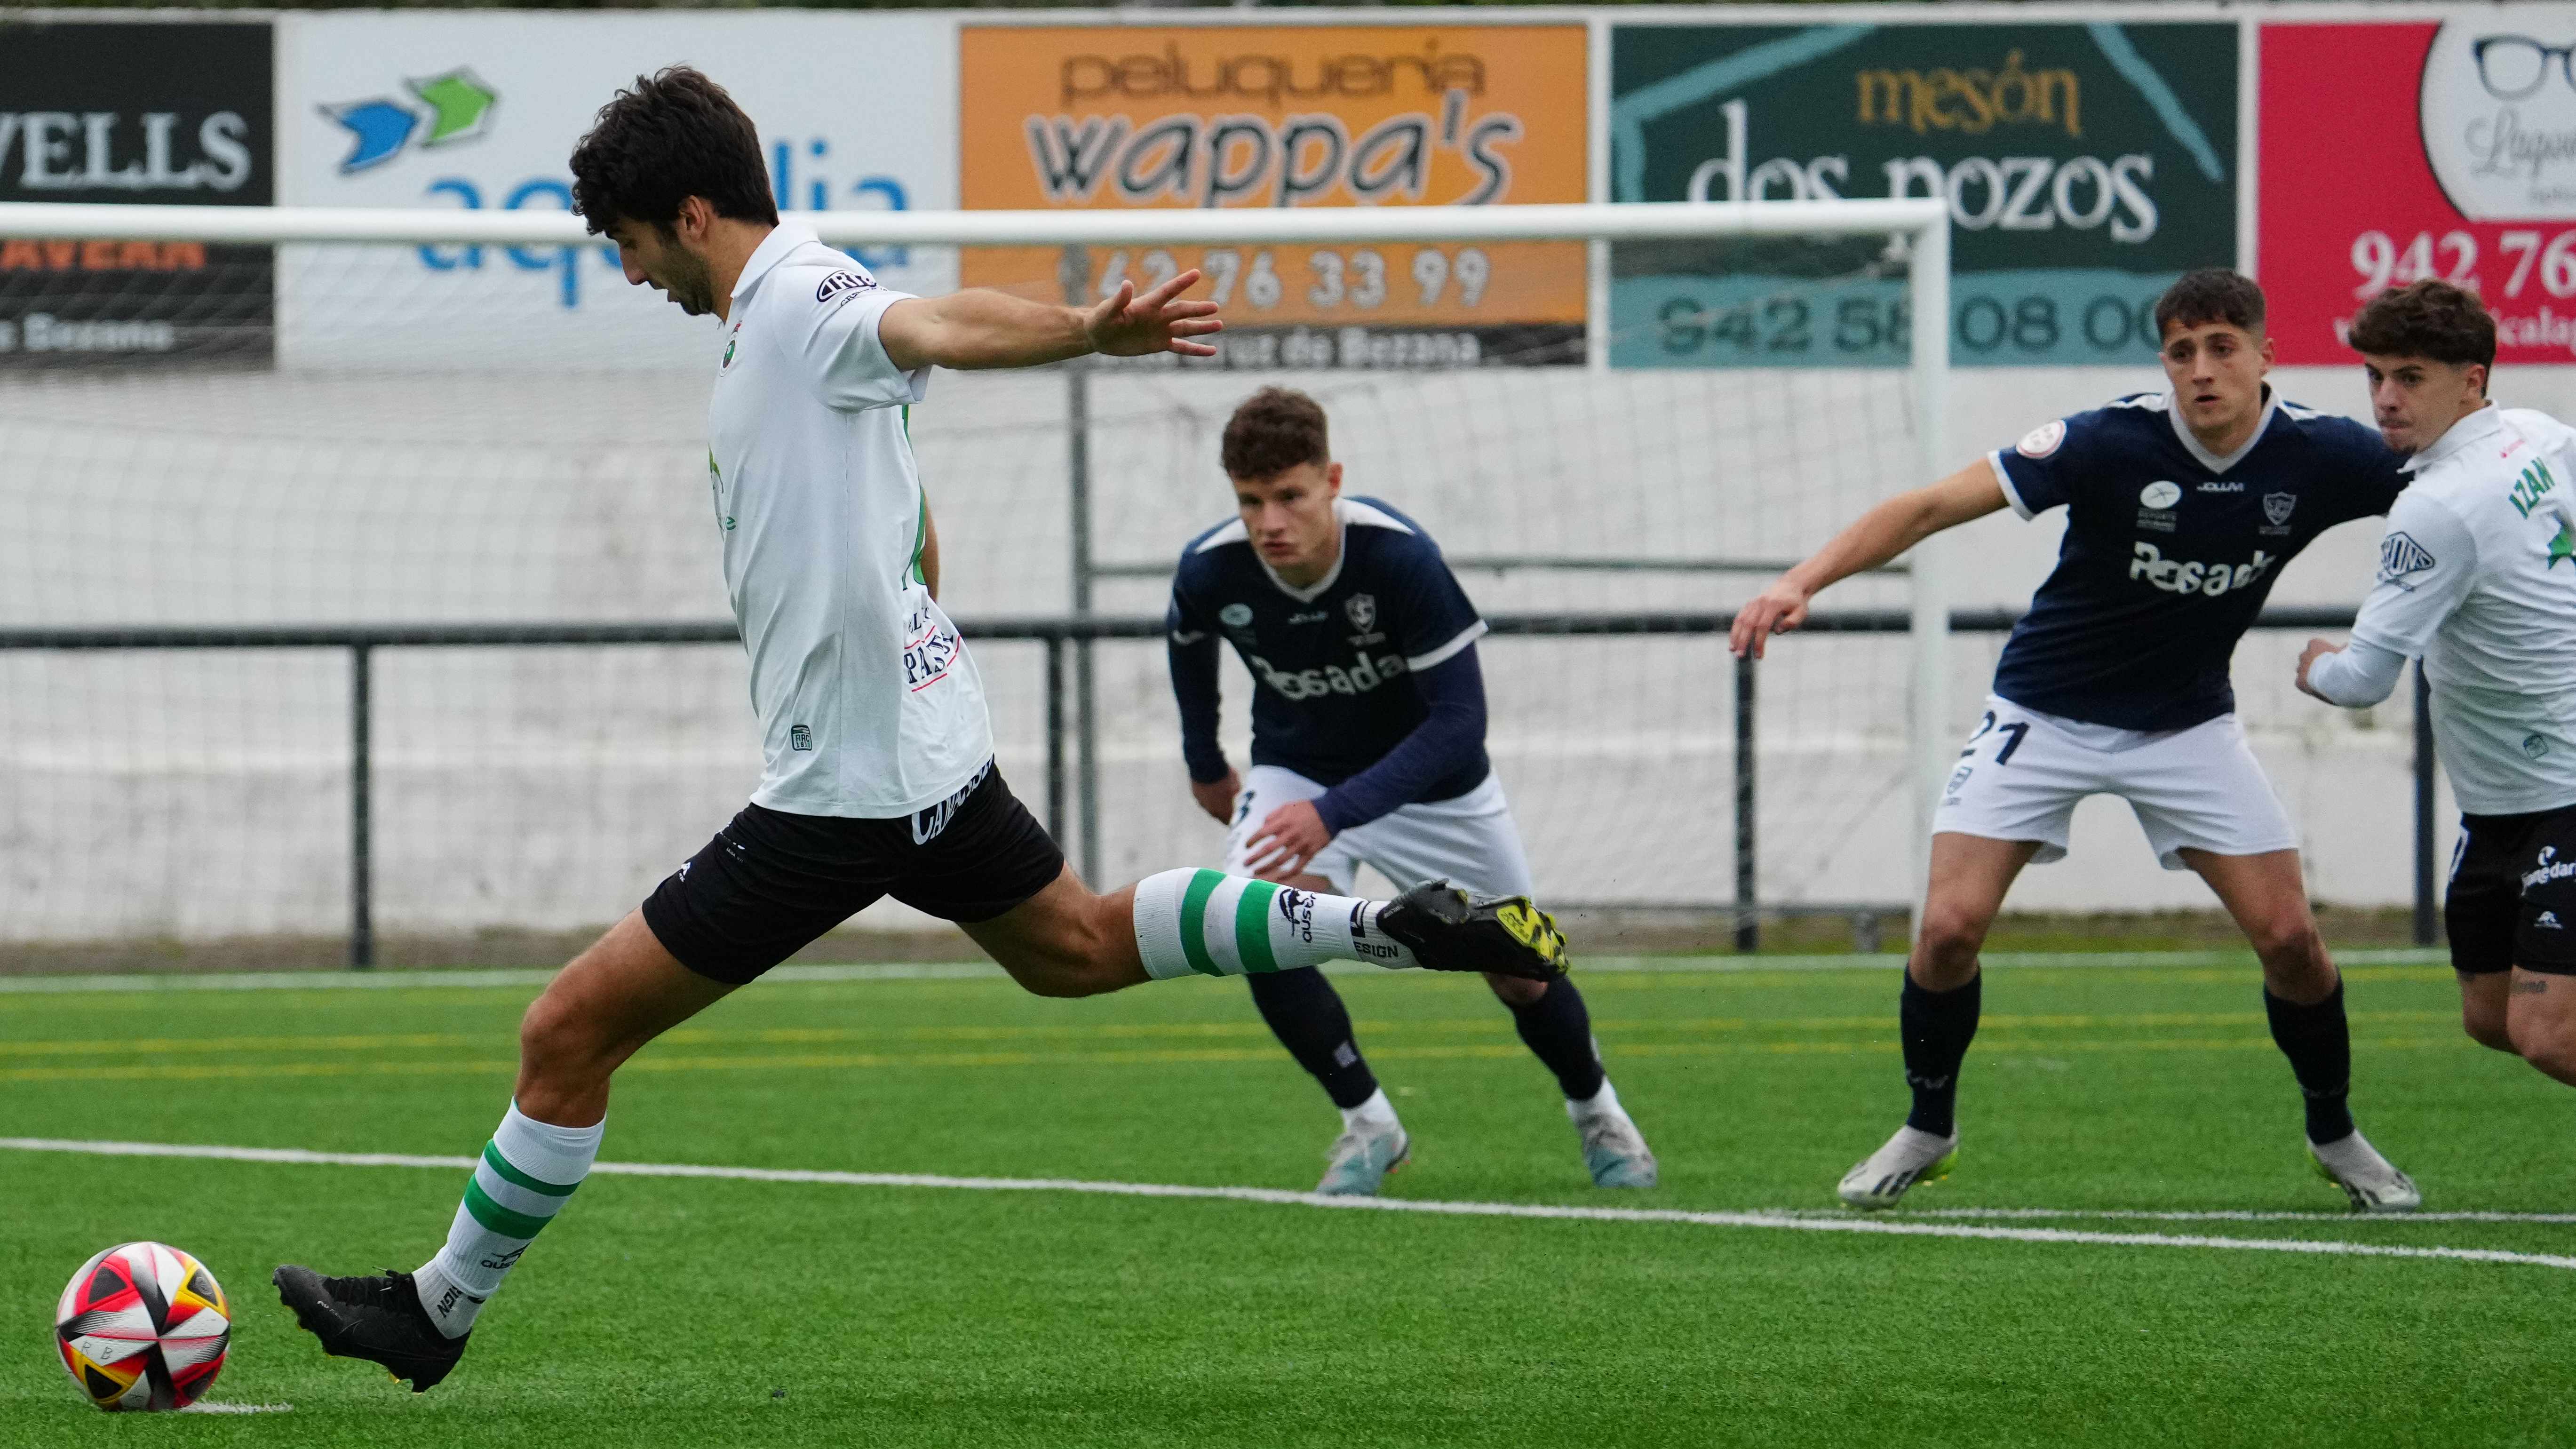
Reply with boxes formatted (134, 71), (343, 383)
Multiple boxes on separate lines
(3, 958), (2571, 1447)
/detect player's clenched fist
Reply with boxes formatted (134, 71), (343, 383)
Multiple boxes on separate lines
(1730, 581), (1812, 660)
(1189, 769), (1241, 825)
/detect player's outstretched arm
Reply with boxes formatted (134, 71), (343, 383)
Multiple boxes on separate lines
(879, 271), (1222, 373)
(1728, 458), (2009, 659)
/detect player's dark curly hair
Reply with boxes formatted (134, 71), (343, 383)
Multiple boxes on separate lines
(2154, 268), (2266, 341)
(569, 67), (779, 236)
(2348, 280), (2496, 384)
(1222, 388), (1331, 481)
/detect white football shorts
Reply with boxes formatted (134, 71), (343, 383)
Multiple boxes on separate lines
(1221, 764), (1535, 899)
(1933, 694), (2299, 869)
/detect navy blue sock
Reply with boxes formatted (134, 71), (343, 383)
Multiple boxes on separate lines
(1246, 967), (1379, 1112)
(1900, 974), (1980, 1138)
(2264, 983), (2356, 1145)
(1508, 979), (1606, 1101)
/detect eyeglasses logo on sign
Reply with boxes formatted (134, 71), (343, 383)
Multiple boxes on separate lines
(319, 69), (499, 174)
(2423, 23), (2576, 218)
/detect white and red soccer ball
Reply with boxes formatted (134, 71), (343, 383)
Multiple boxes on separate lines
(55, 1242), (231, 1411)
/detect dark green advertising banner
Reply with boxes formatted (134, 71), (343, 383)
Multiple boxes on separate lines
(1609, 22), (2235, 368)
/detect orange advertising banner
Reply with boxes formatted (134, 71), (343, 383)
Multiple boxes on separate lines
(959, 24), (1589, 366)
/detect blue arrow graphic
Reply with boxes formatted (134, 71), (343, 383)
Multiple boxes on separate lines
(320, 99), (419, 174)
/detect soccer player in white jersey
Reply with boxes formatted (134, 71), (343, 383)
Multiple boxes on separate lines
(2300, 280), (2576, 1094)
(271, 69), (1568, 1392)
(1733, 270), (2423, 1212)
(1168, 389), (1656, 1195)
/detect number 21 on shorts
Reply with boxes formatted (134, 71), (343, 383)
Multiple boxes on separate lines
(1962, 710), (2030, 764)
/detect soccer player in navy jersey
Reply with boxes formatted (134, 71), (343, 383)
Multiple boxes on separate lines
(1167, 388), (1656, 1195)
(1734, 269), (2422, 1212)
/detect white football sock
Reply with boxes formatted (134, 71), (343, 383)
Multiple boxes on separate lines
(412, 1102), (602, 1338)
(1567, 1078), (1625, 1124)
(1133, 868), (1418, 980)
(1340, 1088), (1401, 1133)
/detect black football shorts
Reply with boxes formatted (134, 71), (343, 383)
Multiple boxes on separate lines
(2444, 802), (2576, 977)
(641, 760), (1065, 986)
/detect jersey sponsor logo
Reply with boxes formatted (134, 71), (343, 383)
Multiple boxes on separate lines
(2129, 542), (2278, 597)
(1219, 603), (1254, 628)
(1345, 593), (1377, 631)
(2263, 491), (2298, 526)
(2377, 531), (2436, 587)
(1247, 647), (1407, 701)
(2015, 420), (2066, 459)
(902, 608), (964, 693)
(2509, 459), (2559, 519)
(2552, 521), (2576, 571)
(2197, 480), (2244, 493)
(2138, 481), (2183, 510)
(815, 269), (878, 306)
(2523, 847), (2576, 893)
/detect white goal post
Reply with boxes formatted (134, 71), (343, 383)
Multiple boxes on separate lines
(0, 197), (1951, 952)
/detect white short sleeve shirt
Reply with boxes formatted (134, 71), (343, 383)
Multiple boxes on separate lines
(705, 222), (993, 818)
(2346, 405), (2576, 815)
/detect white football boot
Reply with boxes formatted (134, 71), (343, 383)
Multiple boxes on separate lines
(1836, 1125), (1959, 1210)
(2308, 1130), (2421, 1213)
(1315, 1123), (1410, 1196)
(1569, 1094), (1658, 1188)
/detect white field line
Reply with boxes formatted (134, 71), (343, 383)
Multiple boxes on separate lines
(0, 949), (2454, 995)
(4, 1137), (2568, 1274)
(1762, 1207), (2576, 1226)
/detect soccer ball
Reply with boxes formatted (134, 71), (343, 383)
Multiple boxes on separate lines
(55, 1242), (231, 1412)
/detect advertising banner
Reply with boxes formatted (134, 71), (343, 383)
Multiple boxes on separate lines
(278, 13), (955, 369)
(1609, 22), (2236, 368)
(2261, 16), (2576, 365)
(0, 18), (274, 367)
(959, 24), (1589, 368)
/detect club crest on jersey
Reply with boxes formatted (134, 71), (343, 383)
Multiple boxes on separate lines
(1345, 593), (1377, 631)
(2016, 420), (2065, 459)
(722, 324), (739, 369)
(2263, 491), (2298, 526)
(2139, 481), (2183, 510)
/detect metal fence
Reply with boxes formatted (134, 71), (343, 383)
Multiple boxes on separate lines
(0, 605), (2429, 968)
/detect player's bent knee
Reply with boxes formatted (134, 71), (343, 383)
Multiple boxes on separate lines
(1914, 903), (1993, 964)
(517, 991), (619, 1082)
(2246, 915), (2324, 967)
(2506, 1009), (2576, 1075)
(2463, 1003), (2515, 1052)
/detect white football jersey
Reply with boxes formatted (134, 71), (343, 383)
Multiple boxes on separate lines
(2347, 404), (2576, 815)
(705, 222), (992, 818)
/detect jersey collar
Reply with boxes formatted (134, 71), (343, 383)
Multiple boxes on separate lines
(1259, 498), (1357, 604)
(2399, 401), (2502, 475)
(2164, 385), (2279, 475)
(730, 221), (817, 306)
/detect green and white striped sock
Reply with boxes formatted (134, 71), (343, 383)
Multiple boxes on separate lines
(411, 1102), (601, 1338)
(1132, 868), (1418, 980)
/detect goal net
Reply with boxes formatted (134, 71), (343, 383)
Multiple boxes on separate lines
(0, 200), (1949, 966)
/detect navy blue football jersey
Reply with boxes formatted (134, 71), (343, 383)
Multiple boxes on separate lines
(1987, 390), (2406, 731)
(1168, 496), (1490, 799)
